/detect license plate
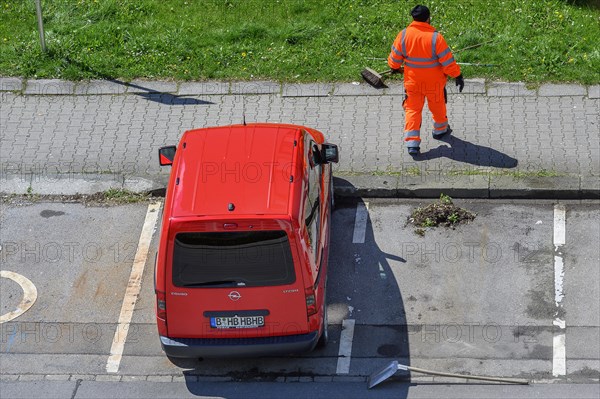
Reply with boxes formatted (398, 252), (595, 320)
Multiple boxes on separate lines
(210, 315), (265, 329)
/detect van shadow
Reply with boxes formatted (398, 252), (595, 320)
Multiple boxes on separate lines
(175, 184), (413, 397)
(417, 136), (518, 168)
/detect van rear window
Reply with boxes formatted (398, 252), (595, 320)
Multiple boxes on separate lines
(172, 231), (296, 288)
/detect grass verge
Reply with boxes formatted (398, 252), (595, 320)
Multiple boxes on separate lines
(1, 0), (598, 83)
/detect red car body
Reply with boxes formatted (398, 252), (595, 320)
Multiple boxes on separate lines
(155, 123), (338, 357)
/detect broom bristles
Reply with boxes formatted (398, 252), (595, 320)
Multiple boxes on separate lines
(361, 67), (385, 88)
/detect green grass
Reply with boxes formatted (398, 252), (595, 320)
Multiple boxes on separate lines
(1, 0), (599, 83)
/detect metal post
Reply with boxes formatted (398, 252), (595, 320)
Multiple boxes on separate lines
(35, 0), (47, 52)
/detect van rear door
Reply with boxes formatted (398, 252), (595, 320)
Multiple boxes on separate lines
(164, 221), (309, 338)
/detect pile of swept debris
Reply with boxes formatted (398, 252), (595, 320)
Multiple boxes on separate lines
(408, 194), (476, 235)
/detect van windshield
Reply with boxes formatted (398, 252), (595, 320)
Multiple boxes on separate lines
(172, 231), (296, 288)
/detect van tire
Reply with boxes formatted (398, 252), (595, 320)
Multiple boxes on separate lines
(329, 172), (335, 211)
(317, 300), (329, 348)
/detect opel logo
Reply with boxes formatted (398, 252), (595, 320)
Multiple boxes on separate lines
(228, 291), (241, 301)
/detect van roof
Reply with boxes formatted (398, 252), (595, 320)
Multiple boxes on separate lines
(169, 123), (304, 218)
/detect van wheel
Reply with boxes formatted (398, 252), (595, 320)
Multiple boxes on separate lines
(317, 302), (329, 348)
(329, 174), (335, 211)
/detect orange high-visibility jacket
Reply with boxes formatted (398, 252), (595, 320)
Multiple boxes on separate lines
(388, 21), (461, 84)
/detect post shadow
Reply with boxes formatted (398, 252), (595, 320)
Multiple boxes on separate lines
(63, 56), (214, 106)
(416, 136), (518, 168)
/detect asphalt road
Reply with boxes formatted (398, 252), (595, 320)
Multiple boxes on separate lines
(0, 198), (598, 398)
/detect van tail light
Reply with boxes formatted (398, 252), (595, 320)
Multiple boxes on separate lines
(305, 287), (317, 317)
(156, 290), (167, 321)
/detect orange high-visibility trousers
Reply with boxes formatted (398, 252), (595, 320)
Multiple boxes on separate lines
(403, 79), (448, 148)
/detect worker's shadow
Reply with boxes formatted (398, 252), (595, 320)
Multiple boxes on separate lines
(419, 136), (518, 168)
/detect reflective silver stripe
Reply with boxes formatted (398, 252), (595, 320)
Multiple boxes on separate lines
(405, 61), (441, 68)
(401, 29), (407, 58)
(405, 55), (437, 62)
(434, 121), (448, 128)
(440, 56), (455, 66)
(390, 55), (403, 64)
(431, 32), (438, 59)
(391, 45), (403, 58)
(437, 47), (451, 59)
(404, 130), (420, 138)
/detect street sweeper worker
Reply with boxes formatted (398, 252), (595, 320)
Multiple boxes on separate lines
(388, 4), (464, 155)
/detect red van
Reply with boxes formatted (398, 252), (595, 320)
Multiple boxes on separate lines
(155, 123), (338, 358)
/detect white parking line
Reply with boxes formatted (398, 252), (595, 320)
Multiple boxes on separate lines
(336, 319), (356, 374)
(106, 202), (162, 373)
(352, 202), (369, 244)
(0, 270), (38, 324)
(552, 204), (566, 377)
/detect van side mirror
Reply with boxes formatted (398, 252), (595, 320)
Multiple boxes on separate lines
(158, 146), (176, 166)
(320, 143), (339, 164)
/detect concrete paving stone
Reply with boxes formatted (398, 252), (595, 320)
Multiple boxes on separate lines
(24, 79), (75, 95)
(0, 77), (23, 91)
(44, 374), (71, 381)
(140, 376), (169, 382)
(331, 376), (366, 382)
(230, 80), (280, 94)
(487, 82), (536, 97)
(489, 175), (581, 199)
(335, 174), (400, 197)
(538, 84), (587, 97)
(446, 78), (486, 95)
(95, 375), (122, 382)
(121, 375), (146, 382)
(0, 375), (19, 382)
(313, 376), (334, 382)
(123, 175), (166, 192)
(382, 81), (405, 96)
(29, 174), (123, 195)
(581, 175), (600, 199)
(282, 83), (332, 97)
(589, 85), (600, 99)
(172, 376), (188, 383)
(178, 81), (230, 95)
(0, 174), (32, 194)
(284, 376), (300, 382)
(397, 174), (489, 198)
(333, 82), (385, 96)
(69, 375), (96, 381)
(18, 375), (45, 381)
(298, 377), (314, 383)
(74, 80), (127, 95)
(127, 80), (178, 94)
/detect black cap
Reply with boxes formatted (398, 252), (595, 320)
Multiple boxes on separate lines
(411, 5), (430, 22)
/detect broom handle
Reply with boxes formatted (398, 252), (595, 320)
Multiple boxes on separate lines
(403, 365), (529, 385)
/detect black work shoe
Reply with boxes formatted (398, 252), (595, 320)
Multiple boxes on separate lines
(407, 147), (420, 155)
(433, 126), (452, 140)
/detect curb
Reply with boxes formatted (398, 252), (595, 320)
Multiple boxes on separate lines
(1, 173), (598, 200)
(1, 77), (599, 99)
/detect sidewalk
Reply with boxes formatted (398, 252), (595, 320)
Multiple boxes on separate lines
(1, 77), (599, 198)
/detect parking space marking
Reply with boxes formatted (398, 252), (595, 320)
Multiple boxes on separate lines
(336, 319), (356, 374)
(552, 204), (567, 377)
(106, 202), (162, 373)
(352, 202), (369, 244)
(0, 270), (38, 324)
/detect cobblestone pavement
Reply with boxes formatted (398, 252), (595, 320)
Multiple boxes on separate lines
(0, 78), (598, 191)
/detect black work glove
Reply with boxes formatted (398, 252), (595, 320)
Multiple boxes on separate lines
(455, 74), (464, 93)
(390, 67), (403, 74)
